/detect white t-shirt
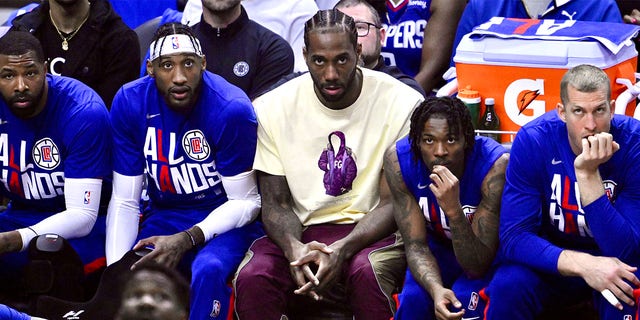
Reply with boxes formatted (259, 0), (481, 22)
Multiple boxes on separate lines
(253, 68), (423, 226)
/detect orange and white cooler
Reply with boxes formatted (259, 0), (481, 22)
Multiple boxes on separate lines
(453, 17), (640, 142)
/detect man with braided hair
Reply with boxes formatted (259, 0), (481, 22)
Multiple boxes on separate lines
(384, 96), (508, 319)
(233, 9), (423, 319)
(106, 22), (263, 320)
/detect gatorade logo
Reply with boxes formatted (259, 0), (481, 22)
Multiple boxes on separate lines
(517, 90), (541, 115)
(504, 78), (546, 126)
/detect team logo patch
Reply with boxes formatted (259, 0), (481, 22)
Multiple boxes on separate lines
(233, 61), (250, 77)
(623, 315), (632, 320)
(182, 130), (210, 161)
(468, 291), (479, 311)
(32, 138), (61, 170)
(462, 205), (477, 224)
(209, 300), (221, 318)
(603, 180), (617, 202)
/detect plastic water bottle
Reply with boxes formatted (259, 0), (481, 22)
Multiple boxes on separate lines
(457, 86), (481, 128)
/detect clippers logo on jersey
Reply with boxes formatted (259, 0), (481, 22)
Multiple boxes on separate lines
(144, 128), (221, 195)
(0, 134), (65, 199)
(419, 195), (476, 240)
(233, 61), (250, 77)
(603, 180), (617, 202)
(549, 174), (596, 237)
(182, 130), (210, 161)
(32, 138), (61, 170)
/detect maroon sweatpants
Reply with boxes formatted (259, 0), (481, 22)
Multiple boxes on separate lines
(233, 224), (405, 320)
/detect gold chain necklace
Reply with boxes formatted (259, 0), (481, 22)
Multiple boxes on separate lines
(49, 8), (90, 51)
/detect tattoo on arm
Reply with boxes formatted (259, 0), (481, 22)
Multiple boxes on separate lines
(258, 171), (303, 257)
(449, 154), (508, 278)
(383, 147), (444, 294)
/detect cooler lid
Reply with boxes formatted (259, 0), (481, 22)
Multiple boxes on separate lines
(454, 17), (640, 68)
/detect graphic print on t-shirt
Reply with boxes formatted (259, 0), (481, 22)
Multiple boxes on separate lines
(318, 131), (357, 196)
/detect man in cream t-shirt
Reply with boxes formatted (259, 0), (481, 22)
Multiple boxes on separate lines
(233, 9), (423, 320)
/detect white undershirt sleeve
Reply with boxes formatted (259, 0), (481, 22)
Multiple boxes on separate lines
(195, 170), (261, 242)
(105, 172), (144, 265)
(17, 178), (102, 251)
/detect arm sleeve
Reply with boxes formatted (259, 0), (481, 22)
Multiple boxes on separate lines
(17, 178), (102, 251)
(105, 172), (144, 265)
(195, 170), (261, 242)
(499, 129), (563, 275)
(583, 151), (640, 263)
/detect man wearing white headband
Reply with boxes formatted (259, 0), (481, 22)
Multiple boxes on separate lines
(106, 22), (263, 320)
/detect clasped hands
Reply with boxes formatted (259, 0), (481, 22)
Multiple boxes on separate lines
(289, 241), (340, 301)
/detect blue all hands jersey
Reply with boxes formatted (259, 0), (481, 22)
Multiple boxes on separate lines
(396, 135), (505, 243)
(500, 111), (640, 274)
(382, 0), (431, 77)
(110, 71), (257, 211)
(0, 74), (111, 212)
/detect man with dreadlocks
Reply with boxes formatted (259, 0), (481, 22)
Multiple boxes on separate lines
(383, 96), (508, 319)
(233, 9), (423, 320)
(106, 22), (263, 320)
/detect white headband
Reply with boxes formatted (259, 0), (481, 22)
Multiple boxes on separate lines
(149, 34), (203, 61)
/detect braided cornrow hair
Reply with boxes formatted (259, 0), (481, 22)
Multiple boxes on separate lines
(150, 22), (201, 60)
(408, 96), (476, 163)
(304, 9), (358, 50)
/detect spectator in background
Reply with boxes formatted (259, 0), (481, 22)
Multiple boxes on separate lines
(0, 30), (111, 306)
(335, 0), (426, 97)
(233, 9), (423, 319)
(452, 0), (623, 65)
(11, 0), (140, 107)
(381, 0), (465, 95)
(181, 0), (318, 73)
(385, 97), (507, 319)
(184, 0), (294, 100)
(115, 262), (190, 320)
(486, 64), (640, 319)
